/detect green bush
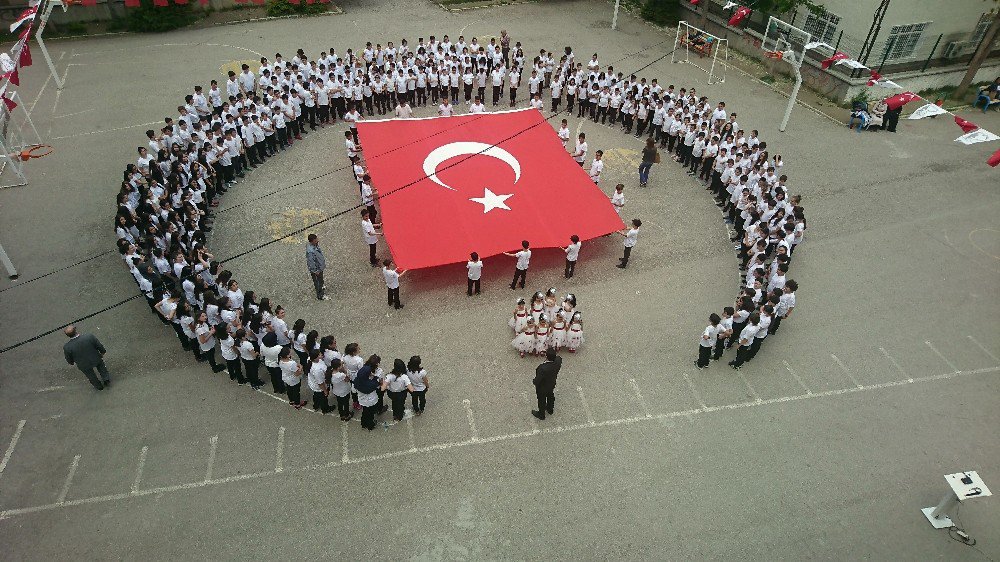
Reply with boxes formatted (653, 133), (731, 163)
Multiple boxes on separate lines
(640, 0), (679, 27)
(126, 0), (196, 32)
(850, 88), (870, 105)
(266, 0), (329, 17)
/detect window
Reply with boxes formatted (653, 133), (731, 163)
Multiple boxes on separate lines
(972, 13), (991, 45)
(883, 22), (931, 60)
(803, 10), (841, 44)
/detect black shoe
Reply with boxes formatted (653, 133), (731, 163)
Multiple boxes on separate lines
(546, 408), (553, 415)
(95, 384), (105, 391)
(616, 264), (626, 269)
(103, 380), (111, 388)
(531, 410), (545, 420)
(212, 366), (226, 373)
(395, 304), (404, 309)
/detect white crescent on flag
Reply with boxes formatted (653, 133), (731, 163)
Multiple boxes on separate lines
(722, 1), (737, 9)
(422, 141), (521, 191)
(955, 129), (999, 145)
(907, 103), (948, 120)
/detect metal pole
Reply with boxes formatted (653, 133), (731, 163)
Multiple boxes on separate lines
(612, 0), (621, 30)
(834, 30), (843, 52)
(779, 59), (802, 132)
(921, 33), (942, 73)
(0, 241), (18, 279)
(878, 35), (896, 73)
(34, 0), (66, 91)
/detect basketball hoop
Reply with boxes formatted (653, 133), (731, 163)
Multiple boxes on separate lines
(15, 144), (53, 161)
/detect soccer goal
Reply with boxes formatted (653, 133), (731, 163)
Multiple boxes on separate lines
(671, 21), (729, 85)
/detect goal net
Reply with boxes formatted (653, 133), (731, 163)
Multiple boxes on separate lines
(671, 20), (729, 85)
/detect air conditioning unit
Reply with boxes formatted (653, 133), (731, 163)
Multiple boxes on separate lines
(942, 41), (975, 58)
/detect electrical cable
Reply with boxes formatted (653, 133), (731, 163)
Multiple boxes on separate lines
(0, 39), (677, 354)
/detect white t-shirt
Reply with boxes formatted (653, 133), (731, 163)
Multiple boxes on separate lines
(220, 335), (239, 361)
(574, 140), (588, 163)
(261, 343), (282, 368)
(195, 324), (216, 352)
(589, 159), (603, 182)
(362, 219), (378, 244)
(329, 370), (352, 397)
(565, 242), (581, 262)
(408, 369), (427, 392)
(385, 373), (411, 393)
(467, 260), (483, 280)
(307, 361), (327, 392)
(700, 325), (719, 348)
(611, 191), (625, 213)
(279, 359), (301, 386)
(515, 249), (531, 270)
(624, 228), (638, 248)
(383, 267), (400, 289)
(438, 103), (454, 116)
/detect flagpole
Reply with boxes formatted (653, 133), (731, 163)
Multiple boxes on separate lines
(35, 0), (68, 91)
(0, 241), (18, 279)
(778, 52), (801, 133)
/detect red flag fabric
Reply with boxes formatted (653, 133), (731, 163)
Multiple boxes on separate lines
(866, 70), (882, 86)
(728, 6), (750, 26)
(288, 0), (300, 3)
(954, 115), (979, 134)
(153, 0), (169, 5)
(885, 91), (919, 110)
(821, 52), (849, 70)
(124, 0), (141, 6)
(18, 41), (31, 68)
(988, 148), (1000, 168)
(81, 0), (98, 5)
(2, 94), (16, 111)
(356, 109), (625, 271)
(690, 0), (701, 4)
(175, 0), (189, 4)
(3, 68), (19, 86)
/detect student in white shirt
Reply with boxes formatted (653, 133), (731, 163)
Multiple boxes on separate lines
(235, 328), (263, 389)
(617, 218), (641, 268)
(306, 349), (331, 414)
(572, 133), (588, 166)
(713, 307), (734, 361)
(589, 150), (604, 183)
(557, 119), (570, 148)
(382, 259), (406, 310)
(406, 356), (430, 415)
(438, 97), (454, 116)
(503, 240), (531, 290)
(748, 304), (773, 361)
(611, 183), (625, 215)
(466, 251), (483, 296)
(278, 347), (306, 409)
(729, 312), (759, 370)
(469, 97), (487, 114)
(382, 358), (415, 421)
(361, 209), (382, 267)
(562, 234), (581, 278)
(697, 313), (721, 368)
(770, 280), (796, 334)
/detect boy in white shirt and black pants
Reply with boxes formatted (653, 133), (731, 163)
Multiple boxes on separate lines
(382, 259), (406, 309)
(466, 251), (482, 296)
(504, 240), (531, 290)
(697, 313), (721, 368)
(617, 219), (641, 268)
(563, 234), (581, 278)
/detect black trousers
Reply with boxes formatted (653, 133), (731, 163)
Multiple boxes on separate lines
(78, 360), (110, 390)
(361, 404), (377, 430)
(509, 88), (517, 105)
(748, 337), (765, 361)
(535, 387), (555, 416)
(389, 390), (407, 420)
(226, 358), (245, 383)
(387, 286), (401, 308)
(697, 345), (712, 367)
(318, 104), (330, 123)
(242, 358), (262, 386)
(286, 383), (302, 405)
(566, 94), (575, 112)
(313, 391), (331, 413)
(732, 344), (752, 368)
(410, 389), (426, 412)
(712, 337), (726, 360)
(311, 271), (324, 299)
(620, 246), (632, 267)
(769, 315), (782, 335)
(510, 267), (527, 289)
(369, 243), (378, 266)
(493, 85), (502, 105)
(335, 394), (352, 418)
(467, 278), (481, 295)
(416, 88), (427, 106)
(667, 134), (677, 152)
(464, 83), (473, 103)
(552, 97), (561, 112)
(266, 366), (285, 394)
(565, 259), (576, 278)
(304, 105), (317, 129)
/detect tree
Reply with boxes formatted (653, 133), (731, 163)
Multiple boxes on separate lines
(954, 8), (1000, 101)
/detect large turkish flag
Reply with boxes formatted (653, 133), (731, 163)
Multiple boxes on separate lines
(357, 109), (625, 270)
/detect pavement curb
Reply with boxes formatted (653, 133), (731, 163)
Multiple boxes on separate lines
(434, 0), (538, 13)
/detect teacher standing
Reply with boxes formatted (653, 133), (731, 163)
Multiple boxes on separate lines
(63, 325), (111, 390)
(531, 347), (562, 420)
(638, 137), (659, 188)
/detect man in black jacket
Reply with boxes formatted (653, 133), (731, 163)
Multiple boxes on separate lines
(532, 347), (562, 420)
(63, 325), (111, 390)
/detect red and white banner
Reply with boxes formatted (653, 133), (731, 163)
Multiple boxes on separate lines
(885, 91), (919, 110)
(728, 6), (751, 26)
(9, 7), (36, 34)
(357, 109), (625, 270)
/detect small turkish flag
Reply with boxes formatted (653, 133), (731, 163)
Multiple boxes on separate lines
(885, 91), (919, 110)
(124, 0), (141, 6)
(954, 116), (979, 134)
(18, 41), (31, 68)
(0, 85), (15, 111)
(9, 7), (37, 34)
(690, 0), (700, 5)
(866, 71), (882, 86)
(81, 0), (98, 5)
(3, 68), (19, 86)
(988, 148), (1000, 168)
(153, 0), (169, 6)
(357, 109), (625, 270)
(728, 6), (751, 26)
(821, 52), (849, 70)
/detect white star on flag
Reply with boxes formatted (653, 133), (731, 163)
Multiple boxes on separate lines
(470, 187), (513, 213)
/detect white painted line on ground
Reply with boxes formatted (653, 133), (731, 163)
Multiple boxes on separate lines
(968, 335), (999, 363)
(57, 455), (81, 504)
(782, 360), (812, 395)
(53, 108), (96, 120)
(50, 58), (70, 121)
(682, 372), (708, 410)
(274, 427), (285, 473)
(462, 399), (479, 442)
(736, 371), (763, 403)
(51, 121), (162, 141)
(577, 386), (596, 426)
(406, 416), (417, 451)
(131, 446), (148, 495)
(2, 366), (997, 520)
(341, 423), (349, 463)
(629, 378), (652, 418)
(204, 435), (218, 482)
(0, 420), (26, 479)
(35, 386), (67, 393)
(925, 341), (960, 373)
(878, 347), (910, 381)
(522, 392), (540, 433)
(29, 71), (53, 115)
(830, 354), (862, 389)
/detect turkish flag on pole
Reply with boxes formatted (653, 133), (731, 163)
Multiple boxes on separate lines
(954, 115), (979, 134)
(988, 148), (1000, 168)
(3, 68), (19, 86)
(18, 40), (31, 68)
(885, 91), (919, 110)
(9, 7), (37, 34)
(357, 109), (626, 271)
(821, 52), (849, 70)
(866, 70), (882, 86)
(728, 6), (751, 26)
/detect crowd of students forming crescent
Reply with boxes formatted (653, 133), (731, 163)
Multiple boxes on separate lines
(111, 29), (808, 432)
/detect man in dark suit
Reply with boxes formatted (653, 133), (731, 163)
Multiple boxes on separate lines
(532, 347), (562, 420)
(63, 325), (111, 390)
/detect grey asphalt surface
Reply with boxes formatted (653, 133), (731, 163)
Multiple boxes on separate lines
(0, 0), (998, 559)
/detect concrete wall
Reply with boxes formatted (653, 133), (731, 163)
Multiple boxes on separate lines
(795, 0), (990, 45)
(0, 0), (247, 27)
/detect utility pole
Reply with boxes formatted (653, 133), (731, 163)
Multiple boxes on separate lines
(954, 10), (1000, 101)
(612, 0), (621, 30)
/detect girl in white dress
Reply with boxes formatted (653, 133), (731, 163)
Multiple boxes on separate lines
(548, 313), (567, 351)
(543, 287), (559, 320)
(534, 314), (550, 356)
(566, 312), (584, 352)
(560, 294), (577, 323)
(508, 298), (528, 332)
(512, 317), (536, 358)
(530, 291), (545, 322)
